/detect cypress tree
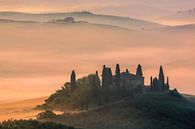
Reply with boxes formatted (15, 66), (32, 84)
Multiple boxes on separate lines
(94, 71), (101, 99)
(102, 65), (109, 102)
(152, 77), (158, 91)
(70, 70), (76, 90)
(136, 64), (143, 76)
(87, 71), (101, 106)
(159, 65), (165, 87)
(102, 65), (107, 89)
(150, 76), (153, 87)
(96, 70), (98, 75)
(107, 68), (113, 85)
(95, 71), (100, 87)
(115, 64), (121, 96)
(89, 74), (97, 96)
(167, 76), (170, 90)
(95, 71), (101, 102)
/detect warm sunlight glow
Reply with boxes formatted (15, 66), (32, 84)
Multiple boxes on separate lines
(0, 1), (195, 127)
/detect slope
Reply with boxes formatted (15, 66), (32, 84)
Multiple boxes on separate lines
(40, 93), (195, 129)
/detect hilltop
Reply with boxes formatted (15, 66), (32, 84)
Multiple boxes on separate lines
(1, 92), (195, 129)
(37, 64), (170, 111)
(35, 64), (195, 129)
(38, 92), (195, 129)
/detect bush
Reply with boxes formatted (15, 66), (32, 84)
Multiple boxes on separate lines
(0, 119), (79, 129)
(168, 89), (182, 98)
(37, 110), (57, 119)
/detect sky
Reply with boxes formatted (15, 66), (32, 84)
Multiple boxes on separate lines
(0, 0), (195, 101)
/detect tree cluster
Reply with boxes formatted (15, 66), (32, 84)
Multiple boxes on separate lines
(0, 119), (79, 129)
(62, 64), (143, 110)
(150, 66), (170, 92)
(43, 64), (173, 111)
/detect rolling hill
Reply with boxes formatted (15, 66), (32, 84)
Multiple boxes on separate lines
(163, 24), (195, 31)
(39, 93), (195, 129)
(0, 11), (164, 30)
(157, 8), (195, 25)
(155, 24), (195, 32)
(2, 0), (195, 21)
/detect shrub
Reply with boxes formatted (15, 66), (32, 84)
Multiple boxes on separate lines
(0, 119), (79, 129)
(37, 110), (57, 119)
(168, 89), (182, 98)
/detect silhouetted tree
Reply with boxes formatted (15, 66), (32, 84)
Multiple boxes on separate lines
(89, 71), (101, 103)
(95, 71), (101, 89)
(0, 119), (75, 129)
(159, 66), (165, 87)
(107, 68), (113, 85)
(167, 76), (170, 90)
(150, 76), (153, 87)
(102, 65), (107, 89)
(136, 64), (143, 76)
(115, 64), (121, 97)
(95, 71), (102, 105)
(70, 70), (76, 90)
(75, 76), (90, 110)
(151, 77), (158, 91)
(102, 65), (110, 102)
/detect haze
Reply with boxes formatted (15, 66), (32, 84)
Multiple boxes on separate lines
(1, 0), (195, 25)
(0, 1), (195, 102)
(0, 21), (195, 101)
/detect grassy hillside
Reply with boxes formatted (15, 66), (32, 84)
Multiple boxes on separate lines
(39, 92), (195, 129)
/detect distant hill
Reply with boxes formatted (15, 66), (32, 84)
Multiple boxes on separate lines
(0, 11), (164, 30)
(39, 92), (195, 129)
(158, 8), (195, 25)
(0, 18), (36, 23)
(164, 24), (195, 31)
(0, 17), (133, 32)
(177, 8), (195, 15)
(0, 19), (15, 23)
(156, 24), (195, 33)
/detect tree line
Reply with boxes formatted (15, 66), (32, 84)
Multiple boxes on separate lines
(42, 64), (169, 111)
(67, 64), (143, 110)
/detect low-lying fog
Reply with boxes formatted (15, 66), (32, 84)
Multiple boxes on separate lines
(0, 22), (195, 101)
